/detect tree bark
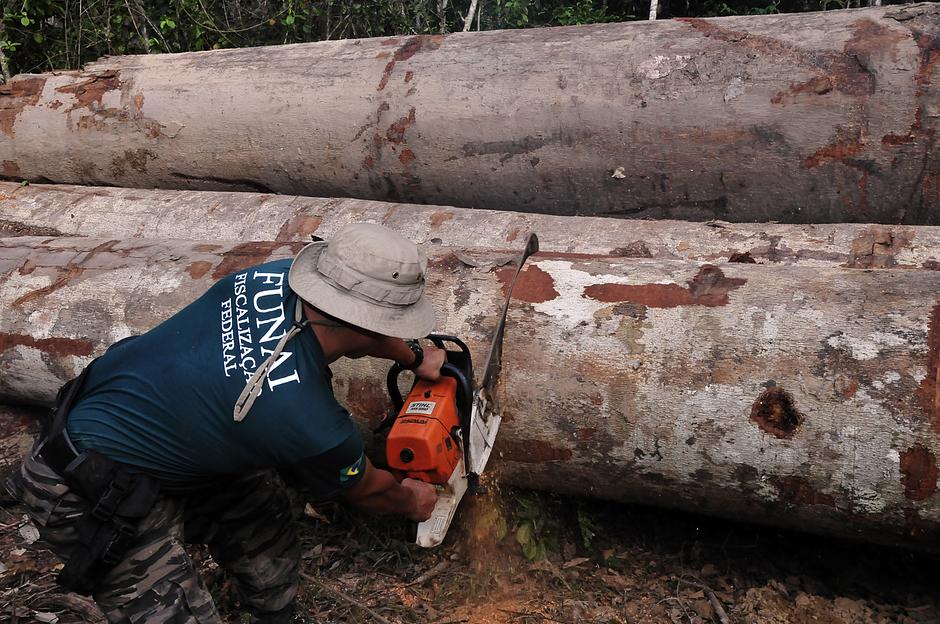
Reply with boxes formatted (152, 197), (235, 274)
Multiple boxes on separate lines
(2, 182), (940, 269)
(1, 235), (939, 550)
(0, 5), (939, 223)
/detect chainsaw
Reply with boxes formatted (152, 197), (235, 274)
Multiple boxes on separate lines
(381, 233), (539, 547)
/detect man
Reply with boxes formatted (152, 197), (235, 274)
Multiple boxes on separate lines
(5, 223), (444, 623)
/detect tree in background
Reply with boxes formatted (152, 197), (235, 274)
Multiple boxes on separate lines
(0, 0), (901, 80)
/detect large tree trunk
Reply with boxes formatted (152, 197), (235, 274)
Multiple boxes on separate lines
(1, 235), (938, 550)
(2, 182), (940, 269)
(1, 5), (939, 223)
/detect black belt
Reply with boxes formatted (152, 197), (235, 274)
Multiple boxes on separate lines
(38, 427), (82, 478)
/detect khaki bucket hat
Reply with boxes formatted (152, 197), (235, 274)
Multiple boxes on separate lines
(287, 223), (436, 339)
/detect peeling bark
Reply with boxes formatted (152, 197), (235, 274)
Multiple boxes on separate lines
(1, 235), (939, 549)
(2, 182), (940, 268)
(0, 5), (939, 223)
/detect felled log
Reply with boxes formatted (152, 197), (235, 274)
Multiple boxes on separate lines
(2, 182), (940, 269)
(1, 5), (939, 223)
(1, 235), (938, 550)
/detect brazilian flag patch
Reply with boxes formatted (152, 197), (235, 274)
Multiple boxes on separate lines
(339, 453), (365, 483)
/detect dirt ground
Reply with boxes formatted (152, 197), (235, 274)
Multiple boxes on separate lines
(1, 405), (939, 624)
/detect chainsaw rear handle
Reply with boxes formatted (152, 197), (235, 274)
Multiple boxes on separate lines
(385, 334), (473, 412)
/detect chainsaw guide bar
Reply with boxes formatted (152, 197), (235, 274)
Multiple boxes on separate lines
(415, 233), (539, 547)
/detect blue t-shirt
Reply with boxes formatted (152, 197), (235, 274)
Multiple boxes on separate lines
(67, 259), (365, 498)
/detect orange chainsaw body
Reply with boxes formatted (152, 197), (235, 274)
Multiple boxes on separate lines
(386, 376), (462, 484)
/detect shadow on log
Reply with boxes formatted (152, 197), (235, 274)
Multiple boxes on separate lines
(1, 182), (940, 268)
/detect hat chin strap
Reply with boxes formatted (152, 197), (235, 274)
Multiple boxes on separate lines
(233, 299), (308, 422)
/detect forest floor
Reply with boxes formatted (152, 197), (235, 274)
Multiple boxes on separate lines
(1, 405), (939, 624)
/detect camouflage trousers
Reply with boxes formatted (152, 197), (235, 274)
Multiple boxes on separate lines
(5, 441), (300, 624)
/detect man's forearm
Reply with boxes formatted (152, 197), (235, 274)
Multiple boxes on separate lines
(367, 337), (416, 367)
(343, 458), (423, 516)
(347, 467), (417, 516)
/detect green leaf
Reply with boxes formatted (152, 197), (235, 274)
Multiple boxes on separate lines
(284, 13), (295, 25)
(577, 508), (598, 549)
(20, 15), (30, 26)
(32, 32), (43, 44)
(515, 521), (533, 547)
(494, 515), (508, 542)
(535, 541), (547, 560)
(521, 539), (539, 560)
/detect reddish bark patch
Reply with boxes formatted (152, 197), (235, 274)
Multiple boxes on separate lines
(728, 251), (756, 264)
(187, 261), (213, 279)
(275, 215), (322, 242)
(802, 139), (864, 169)
(771, 476), (835, 507)
(882, 133), (915, 147)
(426, 252), (465, 273)
(12, 266), (85, 307)
(496, 265), (558, 304)
(13, 239), (127, 304)
(48, 100), (63, 110)
(133, 92), (145, 112)
(839, 378), (859, 400)
(0, 219), (65, 237)
(0, 333), (94, 357)
(404, 71), (414, 83)
(212, 241), (301, 280)
(750, 386), (805, 439)
(679, 18), (873, 99)
(844, 19), (906, 59)
(610, 241), (652, 258)
(584, 265), (745, 308)
(0, 76), (46, 137)
(924, 259), (940, 270)
(55, 71), (121, 111)
(363, 155), (376, 169)
(398, 149), (416, 165)
(577, 428), (596, 442)
(900, 444), (938, 501)
(771, 76), (833, 105)
(846, 226), (913, 268)
(1, 160), (19, 177)
(918, 303), (940, 432)
(429, 211), (453, 228)
(342, 378), (389, 421)
(915, 33), (940, 93)
(110, 148), (157, 177)
(499, 439), (573, 463)
(377, 35), (444, 91)
(386, 108), (416, 144)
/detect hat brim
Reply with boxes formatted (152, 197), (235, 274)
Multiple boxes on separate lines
(288, 242), (436, 339)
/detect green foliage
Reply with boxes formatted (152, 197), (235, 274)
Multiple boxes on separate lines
(553, 0), (621, 26)
(512, 491), (563, 561)
(0, 0), (908, 79)
(576, 505), (600, 549)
